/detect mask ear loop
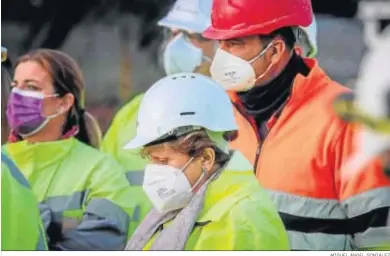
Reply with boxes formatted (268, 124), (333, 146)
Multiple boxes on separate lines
(181, 156), (195, 171)
(202, 55), (212, 63)
(194, 150), (234, 191)
(18, 118), (51, 138)
(248, 41), (274, 64)
(14, 92), (60, 137)
(249, 42), (275, 84)
(180, 156), (206, 191)
(42, 93), (65, 119)
(191, 167), (206, 191)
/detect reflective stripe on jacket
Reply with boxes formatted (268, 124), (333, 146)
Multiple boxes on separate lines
(4, 138), (137, 250)
(1, 152), (48, 251)
(228, 58), (390, 250)
(142, 151), (290, 250)
(101, 93), (152, 231)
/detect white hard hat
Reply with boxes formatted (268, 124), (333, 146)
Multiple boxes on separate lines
(297, 13), (318, 57)
(123, 73), (237, 150)
(158, 0), (212, 34)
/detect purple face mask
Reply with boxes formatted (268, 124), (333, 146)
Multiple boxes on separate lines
(6, 87), (58, 137)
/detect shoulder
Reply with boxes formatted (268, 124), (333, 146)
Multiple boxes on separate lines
(1, 153), (30, 188)
(299, 59), (351, 102)
(71, 140), (126, 172)
(292, 62), (351, 138)
(1, 161), (12, 184)
(221, 192), (289, 249)
(209, 174), (284, 232)
(307, 61), (351, 108)
(112, 93), (145, 124)
(227, 189), (283, 226)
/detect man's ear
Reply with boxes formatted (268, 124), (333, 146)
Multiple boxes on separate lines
(202, 147), (216, 173)
(269, 38), (286, 64)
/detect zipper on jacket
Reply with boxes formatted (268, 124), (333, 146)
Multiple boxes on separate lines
(232, 94), (288, 174)
(253, 123), (269, 174)
(233, 103), (269, 173)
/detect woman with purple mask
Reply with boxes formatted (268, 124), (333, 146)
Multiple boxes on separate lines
(3, 49), (137, 250)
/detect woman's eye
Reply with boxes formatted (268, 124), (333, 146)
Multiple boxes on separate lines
(26, 84), (40, 91)
(152, 157), (168, 165)
(158, 159), (168, 165)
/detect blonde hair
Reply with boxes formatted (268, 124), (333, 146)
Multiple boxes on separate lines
(84, 112), (102, 148)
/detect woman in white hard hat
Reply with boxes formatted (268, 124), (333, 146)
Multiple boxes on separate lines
(100, 0), (319, 234)
(124, 73), (289, 250)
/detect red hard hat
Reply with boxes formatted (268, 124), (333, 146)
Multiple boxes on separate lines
(203, 0), (313, 40)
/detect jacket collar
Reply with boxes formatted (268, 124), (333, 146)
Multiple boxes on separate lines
(4, 137), (75, 171)
(229, 58), (329, 107)
(289, 58), (330, 104)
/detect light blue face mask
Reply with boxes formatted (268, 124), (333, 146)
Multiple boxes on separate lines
(163, 33), (207, 75)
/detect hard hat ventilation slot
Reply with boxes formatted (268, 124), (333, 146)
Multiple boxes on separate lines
(180, 111), (196, 116)
(171, 75), (197, 80)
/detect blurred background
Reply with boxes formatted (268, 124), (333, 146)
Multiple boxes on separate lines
(2, 0), (390, 132)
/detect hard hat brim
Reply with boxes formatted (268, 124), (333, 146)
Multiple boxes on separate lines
(202, 26), (253, 40)
(202, 25), (277, 40)
(203, 13), (313, 41)
(123, 135), (155, 150)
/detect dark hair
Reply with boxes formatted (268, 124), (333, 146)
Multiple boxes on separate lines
(15, 49), (102, 148)
(1, 65), (11, 144)
(259, 27), (296, 50)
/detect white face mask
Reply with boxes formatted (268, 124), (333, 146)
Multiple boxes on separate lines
(142, 157), (205, 214)
(210, 42), (273, 92)
(163, 33), (210, 75)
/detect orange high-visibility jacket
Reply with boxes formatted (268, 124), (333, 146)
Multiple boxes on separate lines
(228, 59), (390, 250)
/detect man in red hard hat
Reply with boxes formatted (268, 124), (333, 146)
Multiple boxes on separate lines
(203, 0), (390, 251)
